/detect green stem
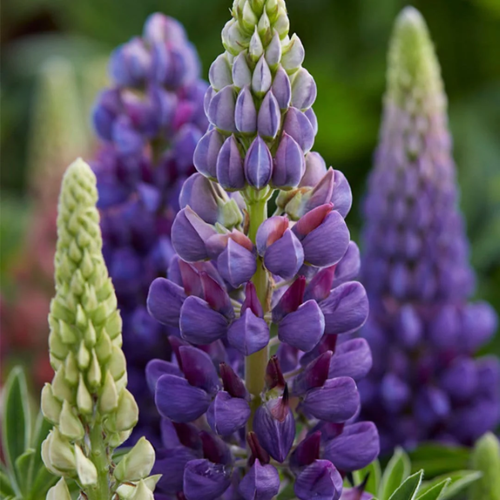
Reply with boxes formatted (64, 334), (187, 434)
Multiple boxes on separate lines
(245, 190), (271, 424)
(84, 421), (110, 500)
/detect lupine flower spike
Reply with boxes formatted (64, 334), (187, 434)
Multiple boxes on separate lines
(91, 13), (208, 445)
(359, 7), (499, 452)
(147, 1), (379, 498)
(42, 159), (158, 500)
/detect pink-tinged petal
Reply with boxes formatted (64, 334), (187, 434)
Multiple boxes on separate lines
(256, 216), (289, 256)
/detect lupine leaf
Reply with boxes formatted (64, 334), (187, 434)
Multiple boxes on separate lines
(1, 367), (31, 489)
(419, 471), (482, 499)
(469, 432), (500, 500)
(416, 478), (450, 500)
(379, 447), (411, 500)
(14, 449), (35, 495)
(29, 411), (54, 490)
(0, 469), (15, 497)
(409, 444), (470, 477)
(353, 459), (381, 495)
(388, 470), (423, 500)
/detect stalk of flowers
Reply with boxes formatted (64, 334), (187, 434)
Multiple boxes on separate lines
(359, 7), (500, 453)
(41, 159), (158, 500)
(146, 1), (379, 498)
(91, 13), (208, 445)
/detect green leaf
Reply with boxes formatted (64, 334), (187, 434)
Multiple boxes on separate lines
(388, 470), (423, 500)
(14, 449), (35, 495)
(379, 447), (412, 500)
(353, 459), (382, 495)
(416, 478), (450, 500)
(31, 466), (59, 497)
(419, 471), (482, 499)
(469, 432), (500, 500)
(409, 443), (470, 478)
(0, 469), (15, 497)
(30, 412), (53, 489)
(1, 367), (31, 488)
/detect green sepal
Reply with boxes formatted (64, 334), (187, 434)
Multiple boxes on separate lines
(388, 470), (423, 500)
(379, 447), (411, 500)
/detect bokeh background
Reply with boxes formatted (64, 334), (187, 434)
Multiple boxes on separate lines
(2, 0), (500, 388)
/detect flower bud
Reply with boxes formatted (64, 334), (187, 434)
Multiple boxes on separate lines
(194, 129), (224, 179)
(44, 428), (76, 473)
(265, 30), (282, 68)
(283, 107), (315, 153)
(41, 384), (62, 424)
(235, 85), (257, 134)
(208, 85), (238, 133)
(209, 53), (232, 91)
(232, 51), (252, 88)
(272, 66), (291, 109)
(109, 38), (151, 88)
(281, 34), (305, 72)
(131, 479), (155, 500)
(249, 27), (264, 61)
(291, 68), (317, 110)
(252, 57), (272, 96)
(47, 478), (72, 500)
(75, 445), (98, 486)
(272, 132), (304, 189)
(77, 374), (93, 414)
(257, 91), (281, 139)
(244, 136), (273, 189)
(114, 437), (156, 482)
(115, 389), (139, 431)
(59, 400), (85, 440)
(217, 135), (246, 191)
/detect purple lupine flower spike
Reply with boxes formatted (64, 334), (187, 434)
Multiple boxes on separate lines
(91, 12), (208, 446)
(146, 1), (378, 496)
(359, 6), (500, 452)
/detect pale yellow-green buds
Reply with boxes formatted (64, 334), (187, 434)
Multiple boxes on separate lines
(47, 478), (72, 500)
(42, 159), (157, 498)
(114, 437), (155, 483)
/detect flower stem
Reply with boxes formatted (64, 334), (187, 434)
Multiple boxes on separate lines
(85, 420), (111, 500)
(245, 189), (271, 424)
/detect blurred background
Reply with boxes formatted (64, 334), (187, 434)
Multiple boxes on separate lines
(1, 0), (500, 388)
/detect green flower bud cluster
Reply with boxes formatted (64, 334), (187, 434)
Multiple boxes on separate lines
(41, 159), (157, 500)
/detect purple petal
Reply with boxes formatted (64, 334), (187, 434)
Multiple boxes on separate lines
(218, 239), (257, 288)
(264, 229), (304, 279)
(302, 377), (359, 422)
(156, 374), (211, 423)
(227, 309), (270, 356)
(238, 460), (280, 500)
(293, 351), (333, 396)
(320, 281), (369, 335)
(332, 241), (361, 288)
(331, 170), (352, 218)
(299, 152), (327, 188)
(154, 446), (198, 495)
(207, 392), (251, 436)
(172, 207), (217, 262)
(329, 339), (372, 381)
(324, 422), (379, 472)
(252, 56), (272, 95)
(147, 277), (186, 327)
(180, 296), (229, 344)
(241, 281), (264, 318)
(301, 211), (350, 267)
(294, 459), (343, 500)
(278, 300), (325, 352)
(183, 459), (231, 500)
(180, 173), (220, 224)
(244, 136), (273, 189)
(255, 216), (289, 256)
(146, 359), (182, 394)
(179, 345), (220, 395)
(232, 51), (252, 88)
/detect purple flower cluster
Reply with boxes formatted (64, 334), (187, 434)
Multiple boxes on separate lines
(146, 1), (378, 498)
(359, 7), (499, 453)
(91, 13), (208, 445)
